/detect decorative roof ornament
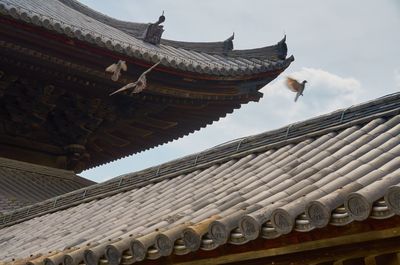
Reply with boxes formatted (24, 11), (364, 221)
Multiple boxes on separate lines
(223, 33), (234, 55)
(277, 35), (288, 59)
(143, 12), (165, 45)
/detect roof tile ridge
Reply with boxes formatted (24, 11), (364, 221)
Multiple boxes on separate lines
(1, 2), (293, 76)
(0, 157), (76, 179)
(57, 0), (231, 51)
(0, 92), (400, 228)
(229, 35), (288, 59)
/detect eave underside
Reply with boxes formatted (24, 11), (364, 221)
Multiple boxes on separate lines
(0, 63), (247, 171)
(0, 21), (285, 172)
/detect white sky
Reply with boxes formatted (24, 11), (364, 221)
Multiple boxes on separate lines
(79, 0), (400, 182)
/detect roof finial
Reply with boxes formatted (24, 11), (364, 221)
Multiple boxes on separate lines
(144, 12), (165, 45)
(277, 34), (287, 59)
(223, 32), (235, 54)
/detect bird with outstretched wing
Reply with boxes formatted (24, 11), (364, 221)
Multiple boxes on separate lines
(109, 61), (160, 96)
(286, 77), (307, 102)
(105, 60), (127, 81)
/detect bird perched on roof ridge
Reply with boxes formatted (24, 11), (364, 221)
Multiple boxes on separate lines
(286, 77), (307, 102)
(109, 61), (161, 96)
(156, 11), (165, 25)
(105, 60), (127, 81)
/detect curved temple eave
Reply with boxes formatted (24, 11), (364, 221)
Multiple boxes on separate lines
(32, 0), (290, 60)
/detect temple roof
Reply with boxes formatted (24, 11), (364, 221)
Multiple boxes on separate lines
(0, 0), (293, 77)
(57, 0), (235, 54)
(0, 157), (94, 214)
(0, 0), (294, 171)
(1, 92), (400, 264)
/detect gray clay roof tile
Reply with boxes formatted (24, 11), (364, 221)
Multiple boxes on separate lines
(1, 93), (400, 263)
(0, 158), (94, 213)
(0, 0), (293, 77)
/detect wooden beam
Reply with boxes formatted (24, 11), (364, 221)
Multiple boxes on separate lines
(133, 116), (178, 130)
(170, 236), (400, 265)
(0, 143), (66, 169)
(364, 256), (377, 265)
(114, 124), (154, 138)
(0, 135), (63, 155)
(375, 252), (400, 265)
(96, 132), (132, 148)
(165, 218), (400, 265)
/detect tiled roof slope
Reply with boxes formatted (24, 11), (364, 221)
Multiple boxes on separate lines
(1, 92), (400, 264)
(0, 0), (293, 77)
(57, 0), (236, 54)
(0, 157), (95, 213)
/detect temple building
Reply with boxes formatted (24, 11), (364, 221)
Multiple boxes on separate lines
(1, 1), (400, 265)
(0, 0), (292, 173)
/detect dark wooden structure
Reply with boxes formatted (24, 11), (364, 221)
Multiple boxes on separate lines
(0, 0), (293, 172)
(145, 217), (400, 265)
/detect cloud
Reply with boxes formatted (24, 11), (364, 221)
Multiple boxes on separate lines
(167, 68), (364, 153)
(82, 67), (365, 182)
(260, 67), (363, 123)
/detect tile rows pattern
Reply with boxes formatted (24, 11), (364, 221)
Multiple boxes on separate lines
(0, 0), (293, 76)
(59, 0), (237, 55)
(1, 94), (400, 264)
(2, 93), (399, 228)
(0, 157), (94, 213)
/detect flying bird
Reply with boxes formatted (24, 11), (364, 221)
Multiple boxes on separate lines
(286, 77), (307, 102)
(105, 60), (127, 81)
(109, 61), (160, 96)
